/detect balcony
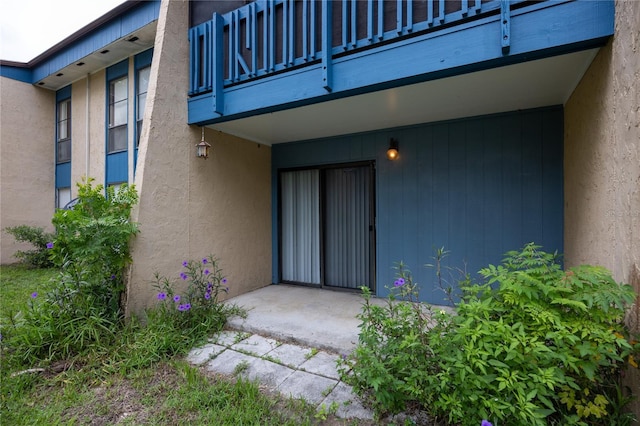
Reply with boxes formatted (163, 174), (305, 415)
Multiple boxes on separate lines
(187, 0), (614, 140)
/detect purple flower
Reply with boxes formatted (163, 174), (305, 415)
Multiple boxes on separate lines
(204, 269), (210, 275)
(222, 278), (228, 284)
(31, 292), (38, 298)
(225, 287), (229, 292)
(173, 295), (180, 303)
(110, 274), (116, 280)
(204, 292), (211, 300)
(157, 292), (167, 300)
(177, 303), (191, 312)
(180, 272), (188, 280)
(202, 258), (208, 264)
(481, 421), (493, 426)
(207, 282), (212, 290)
(182, 261), (188, 267)
(46, 242), (54, 249)
(393, 278), (405, 287)
(177, 304), (186, 311)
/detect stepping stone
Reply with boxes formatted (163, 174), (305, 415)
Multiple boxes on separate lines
(242, 358), (296, 389)
(209, 330), (249, 347)
(299, 351), (341, 380)
(205, 349), (255, 376)
(231, 334), (279, 356)
(266, 343), (312, 368)
(186, 343), (226, 365)
(320, 381), (374, 420)
(276, 370), (338, 405)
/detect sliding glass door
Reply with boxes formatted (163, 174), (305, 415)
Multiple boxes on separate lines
(280, 163), (374, 291)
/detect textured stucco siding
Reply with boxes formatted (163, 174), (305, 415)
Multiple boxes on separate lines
(564, 0), (639, 413)
(70, 72), (107, 191)
(0, 77), (55, 264)
(125, 0), (272, 316)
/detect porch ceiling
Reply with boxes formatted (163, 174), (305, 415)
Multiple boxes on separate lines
(209, 49), (598, 146)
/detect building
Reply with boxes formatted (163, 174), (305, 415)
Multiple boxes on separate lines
(1, 0), (638, 359)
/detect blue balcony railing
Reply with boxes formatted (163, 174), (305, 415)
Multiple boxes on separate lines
(189, 0), (518, 97)
(187, 0), (614, 123)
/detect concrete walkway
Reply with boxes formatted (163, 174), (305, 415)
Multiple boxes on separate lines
(186, 284), (385, 420)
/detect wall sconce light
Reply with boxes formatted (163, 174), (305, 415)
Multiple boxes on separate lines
(196, 127), (211, 159)
(387, 138), (399, 160)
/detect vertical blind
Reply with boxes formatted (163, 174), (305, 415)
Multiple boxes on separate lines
(324, 167), (371, 289)
(281, 169), (321, 284)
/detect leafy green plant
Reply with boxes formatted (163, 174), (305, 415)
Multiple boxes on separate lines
(2, 178), (139, 362)
(343, 243), (637, 425)
(3, 225), (55, 268)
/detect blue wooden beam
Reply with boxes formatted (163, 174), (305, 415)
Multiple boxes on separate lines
(501, 0), (511, 54)
(212, 13), (224, 115)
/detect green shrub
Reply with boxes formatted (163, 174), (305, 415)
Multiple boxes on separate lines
(343, 244), (637, 425)
(3, 225), (55, 268)
(3, 178), (139, 362)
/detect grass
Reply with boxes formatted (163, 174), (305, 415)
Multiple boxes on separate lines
(0, 265), (367, 425)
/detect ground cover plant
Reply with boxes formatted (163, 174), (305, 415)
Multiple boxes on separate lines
(342, 243), (639, 425)
(0, 179), (358, 425)
(3, 225), (56, 268)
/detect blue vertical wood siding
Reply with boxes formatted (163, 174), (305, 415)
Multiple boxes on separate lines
(272, 106), (563, 304)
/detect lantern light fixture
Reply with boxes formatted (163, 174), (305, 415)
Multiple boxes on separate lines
(387, 138), (399, 160)
(196, 127), (211, 159)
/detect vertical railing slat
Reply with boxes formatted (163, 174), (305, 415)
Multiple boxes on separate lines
(269, 0), (275, 71)
(396, 0), (402, 35)
(367, 0), (373, 41)
(462, 0), (468, 16)
(475, 0), (482, 14)
(234, 11), (240, 80)
(439, 0), (445, 24)
(288, 0), (295, 65)
(342, 0), (348, 50)
(427, 0), (433, 26)
(212, 13), (224, 114)
(251, 3), (257, 76)
(205, 21), (212, 90)
(351, 0), (357, 48)
(310, 0), (316, 59)
(303, 0), (308, 61)
(282, 0), (288, 67)
(322, 0), (332, 91)
(377, 0), (383, 40)
(407, 0), (413, 33)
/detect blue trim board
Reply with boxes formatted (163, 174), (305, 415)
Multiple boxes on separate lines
(31, 1), (160, 84)
(0, 65), (32, 83)
(271, 106), (564, 304)
(189, 0), (613, 125)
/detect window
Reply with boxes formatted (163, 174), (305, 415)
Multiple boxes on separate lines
(136, 66), (150, 147)
(108, 76), (128, 153)
(56, 187), (71, 209)
(57, 99), (71, 163)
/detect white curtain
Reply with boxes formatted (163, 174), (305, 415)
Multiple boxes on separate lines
(281, 170), (320, 284)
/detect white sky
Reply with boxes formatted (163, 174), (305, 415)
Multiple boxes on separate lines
(0, 0), (126, 62)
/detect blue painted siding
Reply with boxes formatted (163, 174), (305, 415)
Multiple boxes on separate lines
(272, 107), (563, 304)
(189, 0), (613, 125)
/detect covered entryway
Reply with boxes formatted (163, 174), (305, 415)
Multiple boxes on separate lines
(279, 162), (375, 292)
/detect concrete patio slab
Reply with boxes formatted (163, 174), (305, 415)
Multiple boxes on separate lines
(209, 330), (249, 347)
(242, 357), (295, 388)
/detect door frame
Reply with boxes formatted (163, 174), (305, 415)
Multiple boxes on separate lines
(277, 160), (376, 293)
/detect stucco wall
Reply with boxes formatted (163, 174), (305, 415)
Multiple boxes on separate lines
(125, 0), (272, 316)
(0, 77), (55, 264)
(69, 72), (107, 190)
(564, 0), (639, 413)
